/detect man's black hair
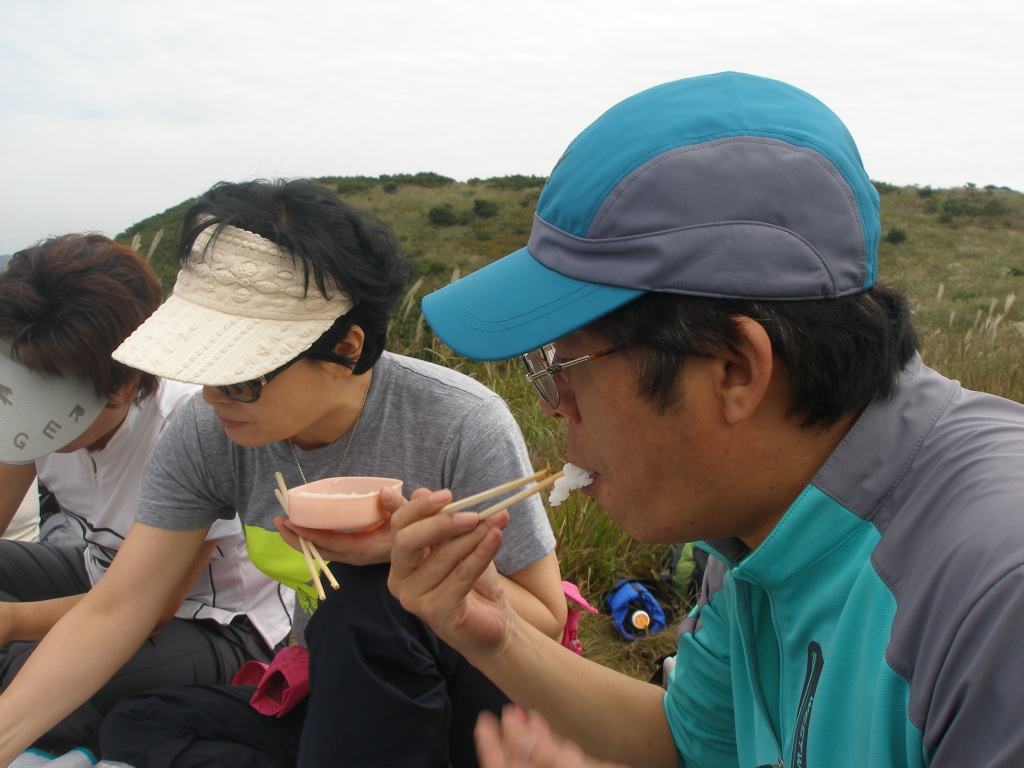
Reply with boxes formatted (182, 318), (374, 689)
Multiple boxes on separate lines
(589, 284), (920, 428)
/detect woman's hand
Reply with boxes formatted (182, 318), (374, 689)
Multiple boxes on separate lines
(475, 707), (632, 768)
(274, 510), (396, 566)
(274, 486), (405, 566)
(386, 486), (515, 660)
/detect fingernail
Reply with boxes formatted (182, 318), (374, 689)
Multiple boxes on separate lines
(452, 512), (478, 528)
(429, 490), (449, 505)
(380, 486), (394, 502)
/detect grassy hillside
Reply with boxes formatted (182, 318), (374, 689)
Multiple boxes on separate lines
(116, 176), (1024, 678)
(117, 173), (545, 295)
(874, 183), (1023, 402)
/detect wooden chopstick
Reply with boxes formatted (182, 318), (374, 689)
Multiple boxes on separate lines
(274, 473), (339, 595)
(476, 471), (563, 520)
(273, 472), (339, 589)
(436, 469), (563, 520)
(306, 545), (337, 589)
(440, 468), (551, 514)
(274, 484), (325, 600)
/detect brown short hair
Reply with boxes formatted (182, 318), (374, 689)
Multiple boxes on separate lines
(0, 234), (163, 401)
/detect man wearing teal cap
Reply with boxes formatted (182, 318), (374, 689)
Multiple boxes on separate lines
(388, 72), (1024, 767)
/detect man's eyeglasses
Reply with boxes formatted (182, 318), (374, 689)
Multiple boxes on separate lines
(521, 341), (636, 409)
(216, 358), (300, 403)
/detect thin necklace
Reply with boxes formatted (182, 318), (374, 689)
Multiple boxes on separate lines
(288, 370), (373, 484)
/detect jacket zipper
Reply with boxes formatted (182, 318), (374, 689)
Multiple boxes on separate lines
(790, 641), (824, 768)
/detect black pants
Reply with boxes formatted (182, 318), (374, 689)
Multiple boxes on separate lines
(100, 563), (509, 768)
(0, 539), (273, 755)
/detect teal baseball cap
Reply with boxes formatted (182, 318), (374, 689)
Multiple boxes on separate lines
(422, 71), (880, 361)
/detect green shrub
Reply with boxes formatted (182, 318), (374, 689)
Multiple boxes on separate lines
(930, 186), (1010, 223)
(486, 174), (547, 191)
(884, 226), (908, 245)
(473, 199), (499, 219)
(382, 172), (455, 189)
(428, 204), (458, 226)
(332, 177), (378, 196)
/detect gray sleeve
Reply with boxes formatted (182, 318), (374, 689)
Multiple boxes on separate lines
(442, 395), (557, 575)
(135, 395), (238, 531)
(924, 562), (1024, 766)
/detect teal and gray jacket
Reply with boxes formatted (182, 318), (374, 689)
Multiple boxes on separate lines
(665, 357), (1024, 768)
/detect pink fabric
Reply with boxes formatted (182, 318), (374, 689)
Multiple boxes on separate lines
(232, 645), (310, 717)
(560, 581), (598, 655)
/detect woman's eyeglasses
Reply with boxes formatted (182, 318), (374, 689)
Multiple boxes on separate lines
(216, 358), (300, 403)
(521, 341), (636, 409)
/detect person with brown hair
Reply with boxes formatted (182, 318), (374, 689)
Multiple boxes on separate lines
(0, 234), (291, 755)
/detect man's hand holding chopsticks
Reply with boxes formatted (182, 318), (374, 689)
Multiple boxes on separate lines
(387, 486), (517, 660)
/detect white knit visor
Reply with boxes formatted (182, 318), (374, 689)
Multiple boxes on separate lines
(113, 224), (354, 386)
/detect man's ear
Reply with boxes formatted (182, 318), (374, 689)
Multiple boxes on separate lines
(717, 316), (774, 425)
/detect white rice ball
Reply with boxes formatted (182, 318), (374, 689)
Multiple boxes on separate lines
(548, 462), (594, 506)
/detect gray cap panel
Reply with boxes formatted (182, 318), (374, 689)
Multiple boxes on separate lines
(529, 138), (868, 300)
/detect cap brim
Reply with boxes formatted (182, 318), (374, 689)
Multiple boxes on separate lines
(421, 247), (642, 361)
(0, 342), (107, 461)
(113, 294), (337, 386)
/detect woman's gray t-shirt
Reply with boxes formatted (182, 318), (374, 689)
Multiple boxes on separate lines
(136, 352), (556, 616)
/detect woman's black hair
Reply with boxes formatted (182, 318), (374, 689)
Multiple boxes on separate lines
(180, 179), (411, 373)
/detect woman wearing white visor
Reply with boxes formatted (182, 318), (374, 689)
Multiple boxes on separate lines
(0, 179), (565, 768)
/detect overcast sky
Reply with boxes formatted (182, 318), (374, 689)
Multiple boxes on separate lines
(2, 0), (1021, 256)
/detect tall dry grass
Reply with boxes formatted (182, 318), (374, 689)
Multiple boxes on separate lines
(918, 288), (1022, 403)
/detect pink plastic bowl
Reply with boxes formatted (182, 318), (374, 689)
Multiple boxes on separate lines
(286, 476), (403, 531)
